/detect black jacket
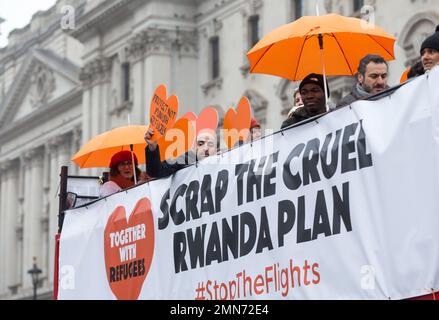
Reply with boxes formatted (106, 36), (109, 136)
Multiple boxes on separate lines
(281, 107), (316, 129)
(336, 84), (366, 108)
(145, 145), (196, 178)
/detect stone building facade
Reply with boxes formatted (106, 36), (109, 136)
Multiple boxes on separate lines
(0, 0), (438, 299)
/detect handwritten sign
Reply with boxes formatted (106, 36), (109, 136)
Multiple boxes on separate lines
(149, 84), (179, 141)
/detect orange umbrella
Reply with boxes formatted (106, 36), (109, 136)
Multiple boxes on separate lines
(400, 66), (410, 83)
(247, 14), (395, 81)
(72, 125), (148, 169)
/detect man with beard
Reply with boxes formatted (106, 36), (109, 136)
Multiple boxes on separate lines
(144, 127), (217, 178)
(281, 73), (328, 129)
(337, 54), (389, 108)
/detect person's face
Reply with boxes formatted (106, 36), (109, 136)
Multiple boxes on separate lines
(358, 62), (388, 94)
(250, 127), (262, 141)
(300, 83), (326, 115)
(294, 91), (303, 107)
(196, 132), (217, 160)
(117, 160), (134, 179)
(421, 48), (439, 71)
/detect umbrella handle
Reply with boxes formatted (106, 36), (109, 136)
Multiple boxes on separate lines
(318, 34), (330, 112)
(130, 144), (137, 185)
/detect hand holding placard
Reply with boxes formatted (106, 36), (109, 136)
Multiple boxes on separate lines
(157, 117), (196, 161)
(149, 84), (179, 141)
(223, 97), (252, 149)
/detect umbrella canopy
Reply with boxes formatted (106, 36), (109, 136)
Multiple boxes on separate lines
(400, 66), (410, 83)
(247, 13), (396, 81)
(72, 125), (148, 168)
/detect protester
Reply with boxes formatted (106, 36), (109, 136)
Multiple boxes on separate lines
(287, 89), (303, 118)
(337, 54), (389, 108)
(281, 73), (328, 129)
(144, 127), (217, 178)
(407, 60), (425, 79)
(249, 118), (262, 141)
(420, 25), (439, 72)
(99, 151), (149, 197)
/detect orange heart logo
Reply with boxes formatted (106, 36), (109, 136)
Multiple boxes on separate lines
(223, 97), (252, 148)
(104, 198), (155, 300)
(149, 84), (179, 141)
(157, 117), (196, 161)
(182, 107), (219, 135)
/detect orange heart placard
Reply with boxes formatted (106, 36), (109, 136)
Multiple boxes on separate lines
(157, 117), (196, 161)
(104, 198), (155, 300)
(182, 108), (219, 135)
(149, 84), (179, 141)
(195, 107), (219, 135)
(223, 97), (252, 148)
(181, 111), (197, 122)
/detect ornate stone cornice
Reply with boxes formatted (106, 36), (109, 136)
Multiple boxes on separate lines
(80, 56), (112, 87)
(0, 159), (19, 179)
(126, 27), (198, 62)
(19, 152), (32, 169)
(45, 140), (58, 158)
(201, 77), (223, 95)
(71, 0), (136, 41)
(0, 159), (13, 175)
(72, 126), (82, 146)
(27, 147), (45, 168)
(250, 0), (263, 13)
(48, 133), (72, 155)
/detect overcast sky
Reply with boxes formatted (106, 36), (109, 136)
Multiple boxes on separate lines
(0, 0), (57, 48)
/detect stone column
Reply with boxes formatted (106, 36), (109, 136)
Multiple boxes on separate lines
(40, 145), (51, 287)
(15, 156), (26, 292)
(70, 127), (82, 176)
(47, 139), (59, 286)
(141, 28), (173, 124)
(0, 161), (11, 296)
(100, 57), (112, 132)
(20, 151), (33, 289)
(79, 66), (92, 146)
(27, 148), (45, 286)
(90, 59), (102, 139)
(57, 134), (71, 175)
(5, 160), (19, 291)
(127, 33), (146, 125)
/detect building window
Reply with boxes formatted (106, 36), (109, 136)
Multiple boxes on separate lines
(353, 0), (364, 12)
(121, 62), (130, 102)
(248, 15), (260, 48)
(291, 0), (303, 21)
(210, 36), (220, 80)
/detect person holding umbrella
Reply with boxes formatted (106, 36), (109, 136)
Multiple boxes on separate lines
(281, 73), (329, 129)
(99, 151), (150, 197)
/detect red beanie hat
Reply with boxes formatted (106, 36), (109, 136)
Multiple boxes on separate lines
(250, 118), (261, 129)
(109, 151), (138, 169)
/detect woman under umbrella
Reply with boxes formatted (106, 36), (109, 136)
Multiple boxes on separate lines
(99, 150), (150, 197)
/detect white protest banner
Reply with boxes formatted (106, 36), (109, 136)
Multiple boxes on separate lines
(58, 67), (439, 300)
